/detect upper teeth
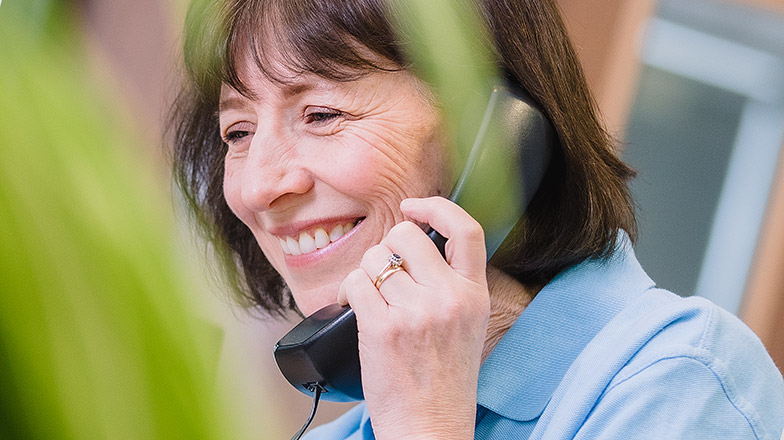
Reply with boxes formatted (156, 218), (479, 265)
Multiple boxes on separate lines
(279, 222), (355, 256)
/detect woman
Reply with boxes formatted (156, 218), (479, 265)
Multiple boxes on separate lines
(171, 0), (784, 438)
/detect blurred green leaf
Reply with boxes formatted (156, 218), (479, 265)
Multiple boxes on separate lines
(0, 1), (528, 438)
(0, 0), (74, 40)
(390, 0), (499, 174)
(0, 5), (236, 440)
(391, 0), (524, 256)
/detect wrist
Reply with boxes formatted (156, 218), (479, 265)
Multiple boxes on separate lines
(371, 406), (476, 440)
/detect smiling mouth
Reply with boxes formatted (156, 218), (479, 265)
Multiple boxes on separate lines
(278, 218), (363, 256)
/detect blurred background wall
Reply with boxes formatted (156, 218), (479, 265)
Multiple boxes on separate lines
(18, 0), (784, 435)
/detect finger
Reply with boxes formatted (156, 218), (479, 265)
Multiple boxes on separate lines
(338, 268), (387, 322)
(400, 197), (487, 282)
(360, 244), (416, 304)
(379, 220), (453, 283)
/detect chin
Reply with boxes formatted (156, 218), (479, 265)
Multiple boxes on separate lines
(291, 282), (343, 316)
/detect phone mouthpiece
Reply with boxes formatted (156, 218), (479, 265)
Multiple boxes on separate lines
(274, 303), (363, 402)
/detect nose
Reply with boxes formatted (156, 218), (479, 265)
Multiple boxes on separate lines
(239, 133), (314, 212)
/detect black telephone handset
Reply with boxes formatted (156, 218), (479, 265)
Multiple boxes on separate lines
(274, 81), (555, 402)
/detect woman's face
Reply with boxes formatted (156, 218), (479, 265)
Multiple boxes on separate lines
(219, 56), (450, 315)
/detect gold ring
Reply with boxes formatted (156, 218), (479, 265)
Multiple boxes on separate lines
(373, 253), (404, 289)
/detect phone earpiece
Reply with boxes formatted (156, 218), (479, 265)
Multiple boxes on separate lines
(274, 79), (556, 402)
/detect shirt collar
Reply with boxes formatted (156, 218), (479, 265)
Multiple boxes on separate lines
(477, 234), (654, 421)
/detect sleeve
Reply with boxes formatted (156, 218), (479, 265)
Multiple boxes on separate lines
(573, 356), (781, 440)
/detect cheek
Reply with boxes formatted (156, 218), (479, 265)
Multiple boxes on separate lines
(223, 164), (288, 270)
(363, 139), (448, 203)
(337, 127), (446, 198)
(222, 163), (250, 223)
(328, 144), (411, 210)
(223, 162), (273, 232)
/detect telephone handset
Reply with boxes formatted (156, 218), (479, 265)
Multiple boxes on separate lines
(274, 80), (555, 402)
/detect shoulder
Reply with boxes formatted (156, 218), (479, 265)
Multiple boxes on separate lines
(578, 354), (782, 439)
(533, 290), (784, 439)
(568, 291), (784, 439)
(612, 292), (782, 397)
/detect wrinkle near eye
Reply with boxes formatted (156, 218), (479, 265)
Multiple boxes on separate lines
(304, 106), (343, 124)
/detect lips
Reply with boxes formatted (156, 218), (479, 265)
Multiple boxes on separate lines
(278, 219), (361, 255)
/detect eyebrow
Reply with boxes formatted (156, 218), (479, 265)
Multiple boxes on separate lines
(218, 95), (250, 114)
(218, 81), (321, 114)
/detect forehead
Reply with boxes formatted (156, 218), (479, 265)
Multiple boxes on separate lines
(221, 34), (398, 108)
(218, 71), (337, 111)
(219, 0), (403, 98)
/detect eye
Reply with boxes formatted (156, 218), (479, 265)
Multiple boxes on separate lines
(222, 130), (251, 144)
(304, 106), (343, 124)
(220, 121), (255, 147)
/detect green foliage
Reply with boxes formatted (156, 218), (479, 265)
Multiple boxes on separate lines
(390, 0), (498, 173)
(0, 0), (518, 438)
(0, 0), (74, 40)
(391, 0), (523, 255)
(0, 5), (236, 440)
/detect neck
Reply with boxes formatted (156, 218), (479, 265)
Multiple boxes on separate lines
(482, 266), (539, 362)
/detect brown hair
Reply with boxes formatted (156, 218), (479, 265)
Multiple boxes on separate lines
(170, 0), (636, 316)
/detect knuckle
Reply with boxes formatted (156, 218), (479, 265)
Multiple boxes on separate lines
(388, 309), (426, 335)
(441, 296), (467, 320)
(343, 268), (368, 287)
(382, 321), (405, 343)
(461, 217), (484, 238)
(439, 284), (488, 319)
(386, 220), (420, 242)
(360, 244), (387, 268)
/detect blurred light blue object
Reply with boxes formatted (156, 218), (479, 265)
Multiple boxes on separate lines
(635, 4), (784, 314)
(643, 18), (784, 103)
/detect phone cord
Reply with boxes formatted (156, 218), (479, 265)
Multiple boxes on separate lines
(291, 385), (323, 440)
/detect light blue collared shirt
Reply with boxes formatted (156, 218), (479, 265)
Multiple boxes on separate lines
(305, 238), (784, 439)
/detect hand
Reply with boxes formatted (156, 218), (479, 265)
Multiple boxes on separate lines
(337, 196), (490, 440)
